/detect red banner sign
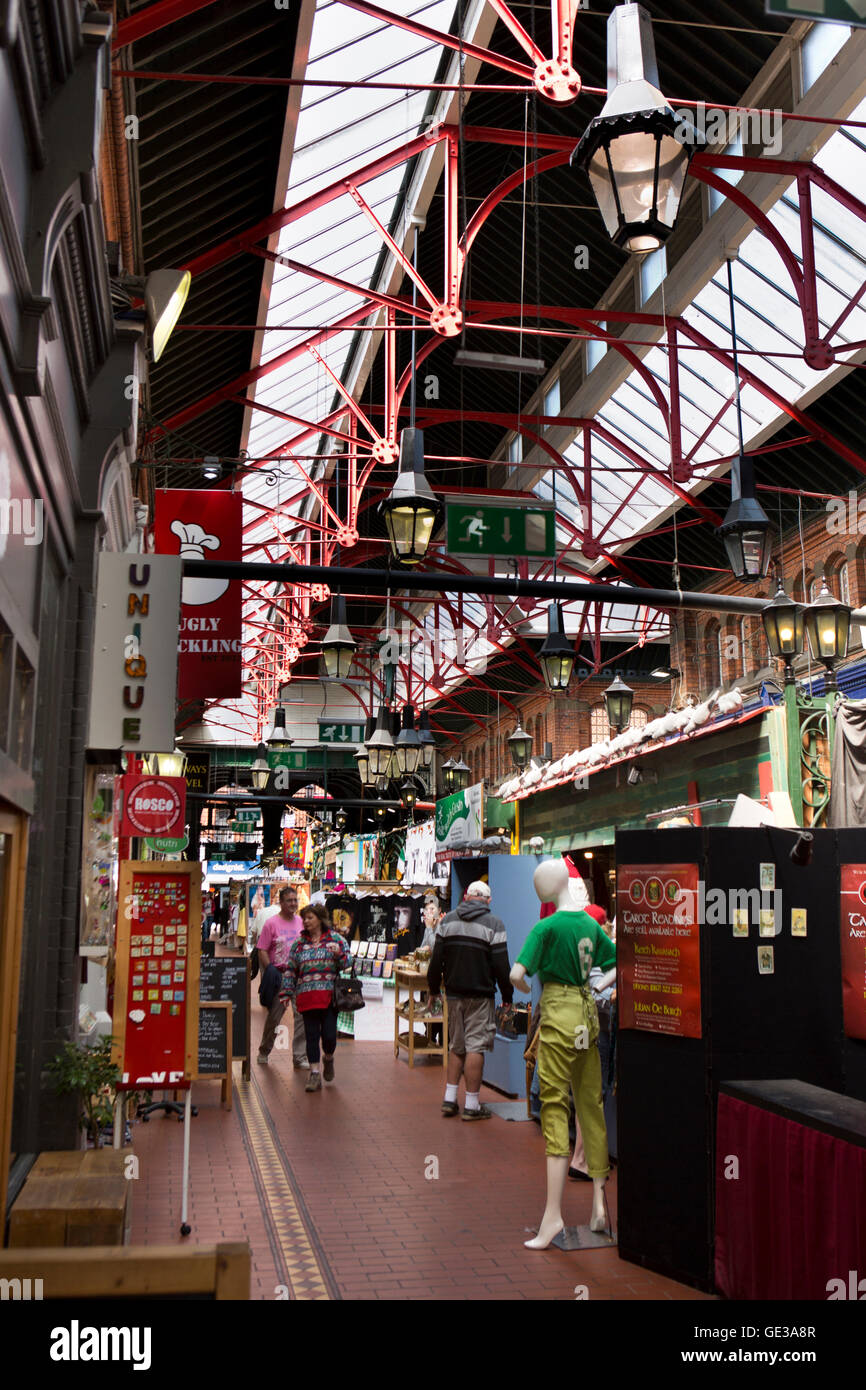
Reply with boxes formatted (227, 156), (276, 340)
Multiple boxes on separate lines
(840, 864), (866, 1041)
(617, 862), (702, 1039)
(114, 866), (198, 1089)
(153, 489), (242, 700)
(120, 774), (186, 839)
(283, 828), (307, 872)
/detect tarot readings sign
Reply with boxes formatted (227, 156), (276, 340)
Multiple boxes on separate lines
(840, 864), (866, 1040)
(617, 863), (702, 1039)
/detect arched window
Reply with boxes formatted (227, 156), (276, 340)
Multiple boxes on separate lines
(590, 704), (609, 742)
(706, 620), (721, 690)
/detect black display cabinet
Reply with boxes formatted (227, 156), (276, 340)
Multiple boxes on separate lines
(615, 825), (862, 1291)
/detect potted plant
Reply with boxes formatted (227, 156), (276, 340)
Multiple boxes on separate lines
(46, 1037), (121, 1148)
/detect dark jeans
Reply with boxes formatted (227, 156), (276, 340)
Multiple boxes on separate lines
(303, 1005), (338, 1064)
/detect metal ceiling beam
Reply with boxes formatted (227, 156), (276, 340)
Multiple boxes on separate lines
(113, 0), (222, 51)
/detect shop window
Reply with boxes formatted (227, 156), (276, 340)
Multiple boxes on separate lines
(802, 22), (851, 95)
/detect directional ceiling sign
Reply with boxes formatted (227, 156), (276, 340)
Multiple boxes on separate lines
(766, 0), (866, 26)
(446, 498), (555, 558)
(317, 721), (365, 744)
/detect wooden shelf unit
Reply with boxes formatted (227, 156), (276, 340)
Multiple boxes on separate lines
(393, 966), (448, 1068)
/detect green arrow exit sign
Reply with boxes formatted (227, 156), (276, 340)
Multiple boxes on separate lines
(317, 721), (364, 744)
(446, 498), (555, 558)
(766, 0), (866, 25)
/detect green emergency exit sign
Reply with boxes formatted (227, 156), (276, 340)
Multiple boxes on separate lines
(766, 0), (866, 26)
(446, 499), (555, 558)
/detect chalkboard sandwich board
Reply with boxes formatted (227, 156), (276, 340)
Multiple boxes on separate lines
(199, 955), (251, 1080)
(196, 1001), (232, 1108)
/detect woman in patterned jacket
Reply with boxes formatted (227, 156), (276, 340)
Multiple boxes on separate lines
(281, 904), (350, 1092)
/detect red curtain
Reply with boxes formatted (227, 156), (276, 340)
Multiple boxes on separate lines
(715, 1094), (866, 1299)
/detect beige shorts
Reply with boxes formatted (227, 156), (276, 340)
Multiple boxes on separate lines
(446, 995), (496, 1054)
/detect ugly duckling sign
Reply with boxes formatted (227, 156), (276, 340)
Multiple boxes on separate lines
(154, 489), (243, 699)
(435, 783), (484, 860)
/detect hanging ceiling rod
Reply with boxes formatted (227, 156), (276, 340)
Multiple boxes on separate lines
(179, 559), (843, 618)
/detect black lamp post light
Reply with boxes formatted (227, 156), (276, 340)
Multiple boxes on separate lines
(803, 580), (851, 688)
(365, 705), (395, 779)
(604, 674), (634, 733)
(321, 593), (356, 679)
(250, 743), (271, 791)
(762, 584), (805, 684)
(508, 723), (533, 770)
(539, 602), (575, 691)
(393, 703), (422, 777)
(572, 4), (701, 254)
(380, 428), (442, 565)
(761, 575), (851, 826)
(264, 705), (292, 752)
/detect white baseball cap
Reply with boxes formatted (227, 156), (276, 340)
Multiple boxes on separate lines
(466, 880), (491, 900)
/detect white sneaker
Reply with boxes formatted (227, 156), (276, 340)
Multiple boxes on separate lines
(293, 1058), (310, 1069)
(257, 1052), (269, 1065)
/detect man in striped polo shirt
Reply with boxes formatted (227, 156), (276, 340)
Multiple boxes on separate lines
(427, 881), (513, 1121)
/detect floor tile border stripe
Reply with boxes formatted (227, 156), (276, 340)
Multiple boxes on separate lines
(237, 1066), (339, 1300)
(247, 1067), (342, 1300)
(232, 1065), (294, 1298)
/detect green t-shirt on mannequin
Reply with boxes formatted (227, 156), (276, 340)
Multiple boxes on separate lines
(517, 910), (616, 986)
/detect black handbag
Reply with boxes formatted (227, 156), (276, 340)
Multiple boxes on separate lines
(333, 960), (365, 1013)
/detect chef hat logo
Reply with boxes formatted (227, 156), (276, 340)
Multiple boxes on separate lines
(170, 519), (229, 605)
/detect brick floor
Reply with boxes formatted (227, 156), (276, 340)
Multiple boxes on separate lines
(129, 1005), (713, 1302)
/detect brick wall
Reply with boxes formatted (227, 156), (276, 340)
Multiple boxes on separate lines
(670, 497), (866, 701)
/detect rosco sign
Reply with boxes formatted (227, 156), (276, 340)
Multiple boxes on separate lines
(119, 775), (186, 839)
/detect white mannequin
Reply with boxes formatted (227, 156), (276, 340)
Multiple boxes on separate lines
(511, 859), (608, 1248)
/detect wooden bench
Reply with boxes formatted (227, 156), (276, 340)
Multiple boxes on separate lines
(0, 1242), (250, 1299)
(8, 1149), (131, 1248)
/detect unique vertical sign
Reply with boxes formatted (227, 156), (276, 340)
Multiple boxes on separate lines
(617, 863), (702, 1038)
(113, 862), (201, 1088)
(87, 554), (182, 750)
(153, 489), (242, 699)
(840, 864), (866, 1041)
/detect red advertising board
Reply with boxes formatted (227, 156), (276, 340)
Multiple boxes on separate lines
(283, 828), (307, 872)
(113, 862), (201, 1089)
(617, 863), (702, 1039)
(153, 489), (242, 699)
(840, 864), (866, 1040)
(119, 774), (186, 839)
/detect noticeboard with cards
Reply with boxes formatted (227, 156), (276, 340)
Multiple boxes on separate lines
(113, 861), (201, 1089)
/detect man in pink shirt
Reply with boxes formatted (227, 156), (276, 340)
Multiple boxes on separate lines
(257, 886), (308, 1067)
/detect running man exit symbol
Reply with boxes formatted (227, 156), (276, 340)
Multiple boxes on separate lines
(461, 513), (490, 545)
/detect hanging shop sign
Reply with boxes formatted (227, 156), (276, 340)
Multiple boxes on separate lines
(283, 828), (307, 871)
(616, 863), (702, 1039)
(119, 774), (186, 839)
(435, 783), (484, 858)
(154, 489), (243, 700)
(87, 554), (182, 751)
(145, 834), (189, 853)
(446, 498), (555, 558)
(184, 751), (211, 795)
(204, 842), (259, 861)
(113, 862), (201, 1089)
(80, 770), (119, 954)
(840, 864), (866, 1041)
